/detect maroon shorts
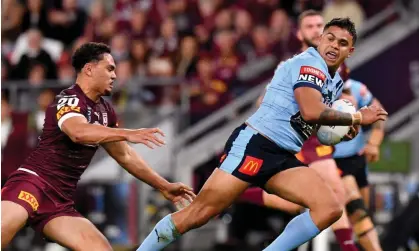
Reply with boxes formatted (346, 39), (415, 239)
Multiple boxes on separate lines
(296, 136), (335, 165)
(1, 168), (82, 233)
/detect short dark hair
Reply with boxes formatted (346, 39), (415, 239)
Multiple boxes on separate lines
(71, 42), (111, 73)
(298, 10), (322, 28)
(324, 17), (357, 45)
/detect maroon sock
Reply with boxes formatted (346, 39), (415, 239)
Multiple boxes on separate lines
(334, 228), (359, 251)
(238, 187), (264, 206)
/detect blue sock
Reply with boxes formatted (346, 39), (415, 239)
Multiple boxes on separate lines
(137, 214), (181, 251)
(263, 211), (320, 251)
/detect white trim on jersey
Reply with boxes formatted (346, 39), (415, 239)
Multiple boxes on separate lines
(58, 113), (85, 130)
(17, 167), (39, 176)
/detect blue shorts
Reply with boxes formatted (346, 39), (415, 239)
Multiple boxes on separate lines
(218, 124), (306, 188)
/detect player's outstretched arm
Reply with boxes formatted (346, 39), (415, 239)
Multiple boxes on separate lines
(102, 141), (195, 207)
(368, 98), (385, 144)
(294, 87), (388, 126)
(61, 116), (165, 148)
(362, 98), (386, 162)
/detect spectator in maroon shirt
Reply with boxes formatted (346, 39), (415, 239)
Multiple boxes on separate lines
(47, 0), (87, 45)
(236, 25), (278, 92)
(147, 57), (176, 105)
(152, 17), (179, 58)
(214, 8), (234, 32)
(194, 24), (213, 51)
(110, 33), (130, 63)
(166, 0), (200, 37)
(188, 53), (231, 125)
(174, 36), (199, 77)
(114, 0), (147, 32)
(129, 9), (156, 44)
(21, 0), (53, 37)
(196, 0), (223, 32)
(212, 30), (242, 85)
(130, 39), (150, 77)
(84, 0), (112, 43)
(234, 0), (279, 26)
(234, 9), (254, 60)
(269, 9), (301, 60)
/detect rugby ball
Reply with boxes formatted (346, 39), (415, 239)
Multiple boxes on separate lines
(316, 99), (356, 146)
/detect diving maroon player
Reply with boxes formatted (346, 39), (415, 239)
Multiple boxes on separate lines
(1, 42), (195, 250)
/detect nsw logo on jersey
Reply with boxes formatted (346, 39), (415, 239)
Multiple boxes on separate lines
(298, 66), (326, 88)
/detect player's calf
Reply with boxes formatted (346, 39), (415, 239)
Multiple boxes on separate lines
(346, 198), (373, 237)
(172, 201), (220, 233)
(343, 176), (382, 251)
(262, 167), (343, 251)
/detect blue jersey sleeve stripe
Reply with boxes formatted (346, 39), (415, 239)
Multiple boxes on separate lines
(293, 82), (322, 92)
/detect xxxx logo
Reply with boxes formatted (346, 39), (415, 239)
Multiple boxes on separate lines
(18, 191), (39, 211)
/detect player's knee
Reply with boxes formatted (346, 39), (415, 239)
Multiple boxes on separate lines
(346, 198), (374, 237)
(321, 195), (343, 225)
(327, 202), (343, 223)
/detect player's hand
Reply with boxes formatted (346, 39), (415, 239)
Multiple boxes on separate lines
(358, 106), (388, 125)
(342, 125), (360, 141)
(362, 143), (380, 163)
(125, 128), (165, 149)
(161, 182), (196, 210)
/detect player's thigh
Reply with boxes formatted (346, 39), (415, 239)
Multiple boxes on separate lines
(342, 175), (362, 200)
(1, 201), (29, 247)
(265, 167), (342, 229)
(265, 166), (338, 210)
(172, 168), (250, 232)
(43, 216), (112, 251)
(309, 159), (347, 204)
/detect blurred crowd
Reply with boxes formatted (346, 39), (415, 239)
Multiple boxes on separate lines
(2, 0), (395, 123)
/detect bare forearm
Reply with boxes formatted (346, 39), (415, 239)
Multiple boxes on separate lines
(70, 123), (129, 144)
(317, 107), (354, 125)
(119, 151), (170, 191)
(305, 106), (356, 126)
(369, 98), (385, 145)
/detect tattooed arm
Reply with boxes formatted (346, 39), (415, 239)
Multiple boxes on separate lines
(294, 87), (360, 126)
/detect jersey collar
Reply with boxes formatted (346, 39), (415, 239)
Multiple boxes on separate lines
(72, 84), (101, 107)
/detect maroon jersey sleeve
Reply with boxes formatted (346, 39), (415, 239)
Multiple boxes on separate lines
(55, 94), (88, 130)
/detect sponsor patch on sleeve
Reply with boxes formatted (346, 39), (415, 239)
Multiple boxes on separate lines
(297, 66), (326, 88)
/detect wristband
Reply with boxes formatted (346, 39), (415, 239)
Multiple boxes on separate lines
(351, 112), (362, 125)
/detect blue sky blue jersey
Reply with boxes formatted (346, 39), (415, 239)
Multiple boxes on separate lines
(247, 48), (344, 153)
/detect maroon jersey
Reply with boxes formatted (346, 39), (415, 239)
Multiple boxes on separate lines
(296, 135), (334, 164)
(21, 84), (118, 199)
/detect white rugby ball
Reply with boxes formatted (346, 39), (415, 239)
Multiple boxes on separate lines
(316, 99), (356, 146)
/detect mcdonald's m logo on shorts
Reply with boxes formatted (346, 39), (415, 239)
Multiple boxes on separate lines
(238, 156), (263, 176)
(18, 190), (39, 211)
